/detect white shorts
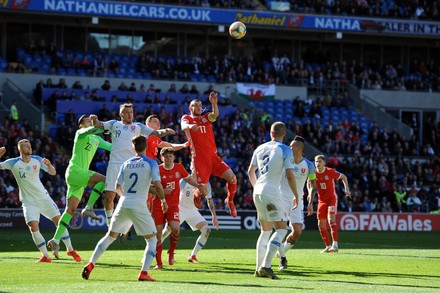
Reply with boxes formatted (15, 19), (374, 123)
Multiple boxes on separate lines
(109, 204), (156, 236)
(23, 197), (60, 223)
(282, 197), (304, 224)
(180, 206), (206, 231)
(253, 193), (287, 222)
(105, 162), (122, 192)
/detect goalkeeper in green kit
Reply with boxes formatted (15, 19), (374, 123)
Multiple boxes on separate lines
(47, 115), (111, 259)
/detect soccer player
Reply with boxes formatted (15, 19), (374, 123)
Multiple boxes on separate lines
(0, 140), (81, 263)
(145, 114), (189, 160)
(181, 92), (238, 217)
(90, 103), (174, 225)
(278, 136), (317, 270)
(312, 154), (351, 253)
(120, 114), (189, 243)
(247, 122), (299, 280)
(161, 174), (219, 263)
(152, 147), (206, 269)
(47, 115), (111, 258)
(82, 135), (167, 282)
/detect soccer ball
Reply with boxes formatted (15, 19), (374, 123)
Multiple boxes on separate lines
(229, 21), (247, 39)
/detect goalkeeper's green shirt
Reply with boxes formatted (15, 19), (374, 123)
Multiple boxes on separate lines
(69, 126), (112, 169)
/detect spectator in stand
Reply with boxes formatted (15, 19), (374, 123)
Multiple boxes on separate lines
(117, 82), (128, 91)
(93, 54), (105, 77)
(109, 58), (119, 74)
(101, 80), (111, 91)
(72, 81), (83, 90)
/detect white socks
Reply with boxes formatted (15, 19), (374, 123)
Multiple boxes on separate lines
(279, 241), (294, 258)
(141, 237), (158, 272)
(31, 231), (49, 257)
(90, 234), (117, 264)
(262, 229), (287, 268)
(61, 230), (73, 251)
(191, 225), (210, 256)
(256, 230), (272, 270)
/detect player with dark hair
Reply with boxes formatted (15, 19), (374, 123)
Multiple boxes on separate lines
(278, 136), (317, 270)
(152, 147), (205, 269)
(82, 135), (166, 281)
(47, 115), (111, 259)
(181, 92), (238, 217)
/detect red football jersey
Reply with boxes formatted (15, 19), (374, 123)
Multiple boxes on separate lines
(146, 136), (162, 160)
(315, 167), (341, 203)
(158, 163), (189, 207)
(181, 113), (216, 158)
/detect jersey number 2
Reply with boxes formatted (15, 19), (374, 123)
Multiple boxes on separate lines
(127, 173), (138, 193)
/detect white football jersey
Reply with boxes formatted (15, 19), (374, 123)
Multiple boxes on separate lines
(116, 155), (160, 209)
(280, 158), (315, 202)
(0, 156), (52, 204)
(250, 141), (294, 198)
(179, 179), (212, 211)
(103, 120), (153, 164)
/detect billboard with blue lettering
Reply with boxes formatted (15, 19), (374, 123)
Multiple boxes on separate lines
(0, 0), (439, 36)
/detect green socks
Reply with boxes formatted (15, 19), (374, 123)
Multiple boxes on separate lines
(86, 181), (105, 208)
(54, 212), (73, 242)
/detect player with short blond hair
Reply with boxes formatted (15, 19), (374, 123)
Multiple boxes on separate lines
(90, 103), (175, 225)
(0, 140), (80, 263)
(312, 154), (351, 253)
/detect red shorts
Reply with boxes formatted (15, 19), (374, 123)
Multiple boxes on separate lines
(317, 201), (338, 220)
(193, 153), (230, 184)
(152, 204), (180, 226)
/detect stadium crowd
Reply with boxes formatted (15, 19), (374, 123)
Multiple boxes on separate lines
(0, 78), (439, 214)
(6, 44), (440, 94)
(118, 0), (440, 21)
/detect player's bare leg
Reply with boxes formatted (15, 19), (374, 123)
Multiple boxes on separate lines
(278, 223), (302, 270)
(221, 169), (237, 218)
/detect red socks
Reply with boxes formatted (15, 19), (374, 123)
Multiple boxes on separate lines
(226, 181), (237, 202)
(330, 224), (338, 242)
(319, 227), (331, 246)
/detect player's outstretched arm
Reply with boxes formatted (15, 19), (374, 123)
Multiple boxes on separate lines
(89, 114), (104, 129)
(286, 168), (299, 210)
(339, 173), (351, 199)
(0, 147), (6, 169)
(208, 92), (219, 122)
(184, 176), (208, 196)
(42, 158), (56, 175)
(159, 141), (189, 152)
(151, 128), (175, 138)
(0, 146), (6, 159)
(207, 198), (219, 230)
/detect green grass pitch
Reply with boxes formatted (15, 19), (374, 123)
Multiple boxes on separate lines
(0, 229), (439, 292)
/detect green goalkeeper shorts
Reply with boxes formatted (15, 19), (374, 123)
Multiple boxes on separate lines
(65, 164), (95, 200)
